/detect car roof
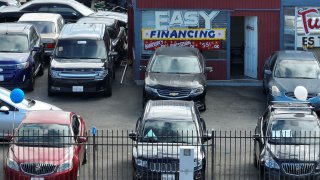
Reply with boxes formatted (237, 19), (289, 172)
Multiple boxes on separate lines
(155, 46), (199, 57)
(144, 100), (195, 121)
(77, 17), (116, 26)
(22, 111), (71, 125)
(0, 22), (32, 34)
(59, 23), (105, 40)
(19, 13), (62, 22)
(276, 50), (317, 61)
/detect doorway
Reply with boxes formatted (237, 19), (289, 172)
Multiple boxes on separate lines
(230, 16), (258, 79)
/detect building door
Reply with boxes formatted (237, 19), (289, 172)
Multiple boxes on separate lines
(244, 16), (258, 79)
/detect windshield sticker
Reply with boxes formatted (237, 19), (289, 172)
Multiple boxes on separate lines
(144, 129), (157, 141)
(77, 41), (87, 44)
(272, 130), (292, 138)
(58, 47), (63, 51)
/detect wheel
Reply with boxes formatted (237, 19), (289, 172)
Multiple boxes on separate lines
(104, 75), (112, 97)
(26, 71), (35, 91)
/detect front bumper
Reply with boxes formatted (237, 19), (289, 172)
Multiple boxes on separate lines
(262, 166), (320, 179)
(48, 76), (109, 94)
(133, 168), (203, 180)
(4, 166), (78, 180)
(144, 88), (206, 110)
(0, 68), (33, 89)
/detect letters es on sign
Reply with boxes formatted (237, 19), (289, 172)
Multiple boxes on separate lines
(155, 11), (219, 30)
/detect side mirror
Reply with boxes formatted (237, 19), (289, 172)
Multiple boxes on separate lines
(202, 132), (212, 142)
(77, 136), (88, 143)
(0, 106), (9, 114)
(139, 66), (146, 71)
(205, 67), (213, 73)
(129, 132), (137, 141)
(264, 70), (272, 75)
(32, 46), (40, 52)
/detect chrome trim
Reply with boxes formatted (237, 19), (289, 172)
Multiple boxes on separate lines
(59, 72), (97, 79)
(281, 163), (314, 175)
(20, 163), (57, 176)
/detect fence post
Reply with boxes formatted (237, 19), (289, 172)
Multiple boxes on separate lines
(92, 126), (97, 180)
(211, 129), (215, 180)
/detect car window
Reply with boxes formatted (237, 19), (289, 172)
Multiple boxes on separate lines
(0, 2), (7, 6)
(269, 55), (277, 71)
(140, 120), (199, 144)
(150, 55), (201, 74)
(274, 59), (320, 79)
(21, 4), (42, 11)
(49, 4), (77, 14)
(29, 27), (39, 48)
(0, 34), (29, 53)
(21, 21), (56, 34)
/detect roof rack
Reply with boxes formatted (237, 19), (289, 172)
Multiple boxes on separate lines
(270, 101), (314, 111)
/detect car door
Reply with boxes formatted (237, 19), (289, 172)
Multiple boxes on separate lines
(0, 100), (26, 135)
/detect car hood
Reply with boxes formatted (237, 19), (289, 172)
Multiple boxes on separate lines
(134, 143), (203, 159)
(268, 144), (320, 161)
(40, 33), (59, 43)
(28, 100), (61, 111)
(145, 72), (205, 89)
(0, 53), (29, 63)
(51, 59), (105, 69)
(271, 77), (320, 93)
(9, 145), (74, 165)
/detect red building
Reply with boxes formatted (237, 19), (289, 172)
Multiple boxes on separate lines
(128, 0), (280, 84)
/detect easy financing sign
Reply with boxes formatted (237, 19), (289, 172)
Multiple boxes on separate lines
(142, 10), (226, 50)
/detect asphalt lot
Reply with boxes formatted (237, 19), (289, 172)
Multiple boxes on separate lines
(25, 65), (267, 132)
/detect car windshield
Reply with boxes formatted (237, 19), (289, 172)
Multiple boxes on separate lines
(267, 119), (320, 145)
(0, 34), (29, 53)
(150, 55), (201, 74)
(21, 21), (55, 33)
(274, 59), (320, 79)
(15, 123), (72, 147)
(54, 39), (107, 59)
(140, 120), (199, 144)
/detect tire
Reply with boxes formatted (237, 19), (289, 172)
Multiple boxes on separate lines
(104, 75), (112, 97)
(26, 71), (35, 91)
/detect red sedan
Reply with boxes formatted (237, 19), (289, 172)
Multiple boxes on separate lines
(4, 110), (87, 180)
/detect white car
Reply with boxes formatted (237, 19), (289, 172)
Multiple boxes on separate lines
(0, 87), (61, 138)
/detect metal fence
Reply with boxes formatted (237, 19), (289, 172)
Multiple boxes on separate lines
(1, 130), (320, 180)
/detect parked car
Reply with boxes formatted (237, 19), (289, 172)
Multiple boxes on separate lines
(48, 23), (117, 96)
(0, 0), (20, 7)
(0, 0), (94, 23)
(18, 13), (65, 60)
(0, 87), (60, 139)
(141, 47), (213, 111)
(0, 23), (45, 91)
(129, 100), (211, 180)
(77, 16), (127, 63)
(263, 50), (320, 110)
(253, 102), (320, 179)
(4, 110), (87, 180)
(91, 10), (128, 33)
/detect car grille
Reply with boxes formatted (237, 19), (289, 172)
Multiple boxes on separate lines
(157, 89), (191, 98)
(149, 162), (179, 172)
(285, 92), (317, 99)
(281, 163), (314, 175)
(20, 163), (56, 175)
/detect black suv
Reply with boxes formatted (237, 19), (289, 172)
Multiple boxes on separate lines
(141, 47), (212, 111)
(48, 23), (117, 96)
(253, 102), (320, 179)
(129, 100), (212, 180)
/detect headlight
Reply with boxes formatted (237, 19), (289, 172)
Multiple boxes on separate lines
(194, 159), (202, 167)
(191, 87), (204, 95)
(145, 85), (157, 93)
(57, 161), (72, 172)
(50, 69), (60, 78)
(95, 69), (108, 79)
(263, 150), (280, 169)
(16, 62), (29, 70)
(136, 159), (148, 167)
(271, 86), (281, 97)
(6, 158), (19, 171)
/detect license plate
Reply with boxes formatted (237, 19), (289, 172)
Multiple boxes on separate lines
(72, 86), (83, 92)
(31, 178), (44, 180)
(161, 174), (175, 180)
(0, 75), (4, 81)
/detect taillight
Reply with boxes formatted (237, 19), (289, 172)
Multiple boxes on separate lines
(46, 43), (55, 49)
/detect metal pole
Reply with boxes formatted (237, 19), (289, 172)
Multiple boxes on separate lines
(92, 126), (97, 180)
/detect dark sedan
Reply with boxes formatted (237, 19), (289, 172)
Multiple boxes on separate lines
(263, 50), (320, 110)
(141, 47), (212, 111)
(253, 102), (320, 179)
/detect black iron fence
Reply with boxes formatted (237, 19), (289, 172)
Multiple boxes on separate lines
(1, 130), (320, 180)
